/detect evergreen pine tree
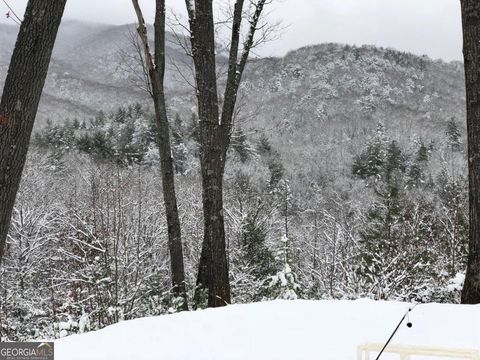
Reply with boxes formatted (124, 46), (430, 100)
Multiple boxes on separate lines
(445, 117), (461, 152)
(231, 128), (250, 163)
(385, 140), (407, 183)
(240, 216), (276, 279)
(408, 141), (430, 187)
(267, 155), (285, 190)
(352, 123), (388, 179)
(267, 234), (302, 300)
(258, 134), (272, 155)
(171, 113), (188, 173)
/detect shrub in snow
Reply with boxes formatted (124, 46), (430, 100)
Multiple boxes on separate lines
(447, 273), (465, 293)
(269, 263), (300, 300)
(78, 312), (90, 334)
(265, 235), (303, 300)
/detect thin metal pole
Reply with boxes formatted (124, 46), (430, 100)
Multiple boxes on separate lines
(376, 304), (418, 360)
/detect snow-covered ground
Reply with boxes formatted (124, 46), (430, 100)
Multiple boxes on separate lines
(56, 299), (480, 360)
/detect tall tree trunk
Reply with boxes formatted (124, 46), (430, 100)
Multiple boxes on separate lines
(200, 149), (230, 307)
(190, 0), (231, 307)
(132, 0), (188, 309)
(0, 0), (67, 264)
(186, 0), (267, 308)
(461, 0), (480, 304)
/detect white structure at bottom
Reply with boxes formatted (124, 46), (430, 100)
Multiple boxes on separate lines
(357, 343), (480, 360)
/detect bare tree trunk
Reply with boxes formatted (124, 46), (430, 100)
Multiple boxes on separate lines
(186, 0), (267, 308)
(0, 0), (67, 263)
(132, 0), (188, 309)
(189, 0), (231, 307)
(461, 0), (480, 304)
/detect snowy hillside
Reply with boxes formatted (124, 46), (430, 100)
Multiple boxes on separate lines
(0, 21), (196, 123)
(0, 21), (466, 130)
(56, 300), (480, 360)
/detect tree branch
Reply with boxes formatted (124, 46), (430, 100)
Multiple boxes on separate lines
(220, 0), (267, 150)
(131, 0), (155, 95)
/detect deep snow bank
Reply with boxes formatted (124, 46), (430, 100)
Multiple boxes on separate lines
(56, 299), (480, 360)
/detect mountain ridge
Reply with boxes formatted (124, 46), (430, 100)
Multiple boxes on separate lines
(0, 21), (466, 150)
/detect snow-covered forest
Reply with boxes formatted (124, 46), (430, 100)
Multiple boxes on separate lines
(0, 0), (479, 358)
(0, 101), (469, 339)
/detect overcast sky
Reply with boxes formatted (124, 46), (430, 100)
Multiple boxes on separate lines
(1, 0), (463, 61)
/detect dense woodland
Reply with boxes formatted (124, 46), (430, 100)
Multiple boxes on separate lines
(0, 0), (479, 344)
(0, 102), (468, 339)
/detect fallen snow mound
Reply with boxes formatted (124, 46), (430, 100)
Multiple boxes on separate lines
(56, 299), (480, 360)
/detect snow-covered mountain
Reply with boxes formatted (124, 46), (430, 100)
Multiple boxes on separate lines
(1, 21), (465, 129)
(237, 43), (466, 176)
(0, 20), (196, 124)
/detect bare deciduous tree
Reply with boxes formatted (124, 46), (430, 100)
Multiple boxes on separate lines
(184, 0), (270, 307)
(0, 0), (67, 264)
(131, 0), (188, 309)
(117, 28), (153, 97)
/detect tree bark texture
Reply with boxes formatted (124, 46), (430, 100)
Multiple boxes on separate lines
(461, 0), (480, 304)
(132, 0), (188, 309)
(186, 0), (267, 307)
(0, 0), (67, 264)
(189, 0), (231, 307)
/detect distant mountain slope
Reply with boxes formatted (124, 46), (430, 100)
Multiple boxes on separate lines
(237, 43), (466, 175)
(0, 20), (195, 125)
(0, 22), (466, 165)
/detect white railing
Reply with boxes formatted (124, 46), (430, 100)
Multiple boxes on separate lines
(357, 343), (480, 360)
